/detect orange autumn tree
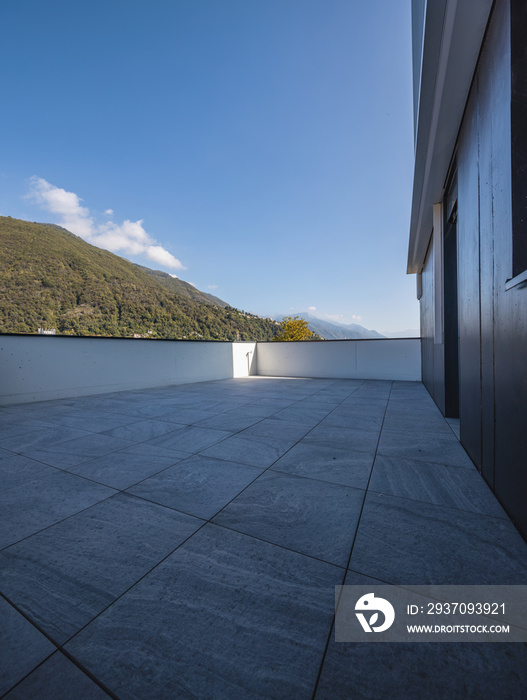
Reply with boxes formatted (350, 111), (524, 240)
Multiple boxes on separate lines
(273, 315), (317, 341)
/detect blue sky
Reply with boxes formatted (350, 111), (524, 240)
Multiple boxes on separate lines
(0, 0), (418, 334)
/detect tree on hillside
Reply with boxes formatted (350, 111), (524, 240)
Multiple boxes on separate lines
(272, 315), (317, 341)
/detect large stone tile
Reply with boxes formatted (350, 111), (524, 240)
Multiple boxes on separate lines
(377, 429), (474, 467)
(350, 492), (527, 584)
(380, 414), (453, 434)
(302, 426), (380, 455)
(0, 472), (115, 549)
(65, 525), (342, 699)
(150, 407), (215, 425)
(0, 426), (91, 454)
(272, 405), (332, 427)
(316, 641), (527, 700)
(21, 434), (137, 468)
(45, 410), (138, 433)
(109, 403), (184, 419)
(213, 471), (365, 566)
(0, 597), (55, 696)
(239, 418), (312, 443)
(4, 652), (110, 699)
(67, 444), (189, 490)
(145, 426), (230, 453)
(318, 412), (385, 432)
(193, 411), (265, 432)
(0, 416), (58, 440)
(127, 455), (262, 519)
(0, 454), (58, 489)
(101, 419), (181, 441)
(369, 455), (508, 518)
(271, 443), (374, 490)
(0, 493), (203, 643)
(200, 433), (293, 468)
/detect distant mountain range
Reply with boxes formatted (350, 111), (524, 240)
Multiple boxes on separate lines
(0, 216), (278, 341)
(381, 329), (420, 338)
(274, 313), (385, 340)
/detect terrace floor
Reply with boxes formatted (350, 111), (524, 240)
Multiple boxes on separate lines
(1, 377), (526, 699)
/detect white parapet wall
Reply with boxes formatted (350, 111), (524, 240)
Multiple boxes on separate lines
(255, 339), (421, 381)
(0, 335), (257, 405)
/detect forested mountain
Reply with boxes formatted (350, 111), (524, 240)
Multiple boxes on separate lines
(0, 217), (279, 341)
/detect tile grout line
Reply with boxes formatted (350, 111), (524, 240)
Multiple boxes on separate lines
(0, 592), (120, 700)
(310, 380), (395, 700)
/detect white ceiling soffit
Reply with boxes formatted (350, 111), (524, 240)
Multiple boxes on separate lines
(407, 0), (494, 274)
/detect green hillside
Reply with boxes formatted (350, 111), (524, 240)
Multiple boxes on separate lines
(0, 216), (279, 341)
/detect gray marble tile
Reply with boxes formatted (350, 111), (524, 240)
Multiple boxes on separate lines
(213, 471), (365, 566)
(110, 403), (183, 419)
(271, 443), (374, 490)
(369, 455), (507, 518)
(239, 418), (312, 443)
(193, 411), (264, 432)
(0, 597), (55, 696)
(100, 419), (180, 441)
(272, 405), (332, 426)
(384, 402), (443, 419)
(380, 414), (453, 434)
(0, 426), (92, 454)
(65, 525), (341, 699)
(48, 410), (138, 433)
(252, 397), (298, 408)
(316, 641), (527, 700)
(200, 433), (294, 468)
(150, 407), (215, 425)
(229, 403), (283, 418)
(0, 454), (58, 489)
(0, 416), (58, 440)
(0, 493), (203, 643)
(22, 434), (137, 468)
(0, 471), (115, 549)
(67, 445), (189, 490)
(350, 492), (527, 584)
(319, 412), (385, 432)
(377, 429), (474, 468)
(4, 652), (110, 699)
(145, 426), (230, 453)
(127, 455), (262, 519)
(302, 425), (380, 455)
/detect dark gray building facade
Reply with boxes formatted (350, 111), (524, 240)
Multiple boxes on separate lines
(409, 0), (527, 538)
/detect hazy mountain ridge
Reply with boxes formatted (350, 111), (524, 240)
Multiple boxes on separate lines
(274, 313), (385, 340)
(0, 216), (278, 340)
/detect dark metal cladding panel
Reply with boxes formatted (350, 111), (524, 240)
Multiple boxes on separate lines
(476, 5), (504, 487)
(493, 0), (527, 539)
(511, 0), (527, 276)
(457, 84), (482, 469)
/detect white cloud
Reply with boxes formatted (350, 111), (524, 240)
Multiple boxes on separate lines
(308, 306), (316, 311)
(352, 314), (363, 322)
(27, 177), (185, 271)
(208, 284), (218, 290)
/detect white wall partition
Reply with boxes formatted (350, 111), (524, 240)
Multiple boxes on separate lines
(232, 342), (257, 378)
(0, 336), (257, 405)
(0, 336), (421, 405)
(255, 339), (421, 381)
